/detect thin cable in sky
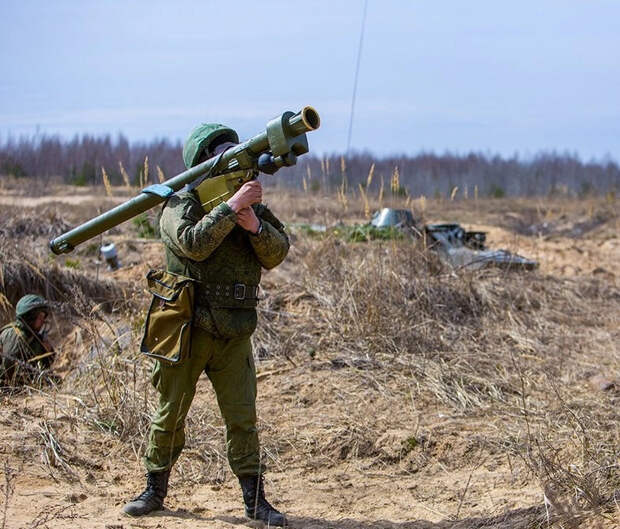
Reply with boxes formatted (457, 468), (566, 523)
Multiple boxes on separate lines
(346, 0), (368, 153)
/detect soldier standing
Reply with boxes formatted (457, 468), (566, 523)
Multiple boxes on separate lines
(0, 294), (56, 386)
(123, 123), (289, 526)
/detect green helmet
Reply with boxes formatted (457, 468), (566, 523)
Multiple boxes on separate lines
(15, 294), (49, 318)
(182, 123), (239, 169)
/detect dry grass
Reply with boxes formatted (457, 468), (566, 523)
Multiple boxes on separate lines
(0, 245), (129, 322)
(0, 189), (617, 528)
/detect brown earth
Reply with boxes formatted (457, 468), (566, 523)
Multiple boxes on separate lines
(0, 186), (618, 529)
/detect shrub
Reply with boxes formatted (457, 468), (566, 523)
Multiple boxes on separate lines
(132, 213), (158, 238)
(64, 258), (81, 269)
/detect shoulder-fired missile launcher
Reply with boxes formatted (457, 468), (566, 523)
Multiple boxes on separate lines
(49, 106), (320, 255)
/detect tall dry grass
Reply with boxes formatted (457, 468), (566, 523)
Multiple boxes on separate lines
(0, 189), (617, 527)
(253, 232), (618, 525)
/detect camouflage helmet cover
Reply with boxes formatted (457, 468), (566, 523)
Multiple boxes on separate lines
(15, 294), (49, 318)
(182, 123), (239, 169)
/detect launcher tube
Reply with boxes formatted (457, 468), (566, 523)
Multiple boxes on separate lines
(49, 106), (320, 254)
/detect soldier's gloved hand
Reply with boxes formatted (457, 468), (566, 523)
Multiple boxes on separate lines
(236, 207), (261, 234)
(227, 181), (262, 213)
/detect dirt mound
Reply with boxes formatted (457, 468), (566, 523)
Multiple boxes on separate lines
(0, 209), (72, 239)
(501, 208), (615, 238)
(0, 255), (131, 321)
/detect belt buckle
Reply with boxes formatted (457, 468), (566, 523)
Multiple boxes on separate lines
(233, 283), (246, 300)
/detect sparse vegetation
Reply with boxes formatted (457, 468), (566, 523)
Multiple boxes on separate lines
(132, 212), (158, 239)
(64, 258), (81, 269)
(0, 185), (617, 528)
(291, 223), (406, 242)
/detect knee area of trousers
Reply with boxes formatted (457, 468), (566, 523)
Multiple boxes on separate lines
(150, 418), (187, 436)
(226, 421), (258, 437)
(220, 405), (256, 425)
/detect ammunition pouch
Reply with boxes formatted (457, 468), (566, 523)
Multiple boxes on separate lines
(141, 269), (197, 364)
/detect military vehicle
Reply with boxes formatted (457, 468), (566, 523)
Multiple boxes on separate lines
(425, 223), (538, 270)
(369, 208), (538, 270)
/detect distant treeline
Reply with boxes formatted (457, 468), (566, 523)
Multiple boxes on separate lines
(1, 133), (618, 197)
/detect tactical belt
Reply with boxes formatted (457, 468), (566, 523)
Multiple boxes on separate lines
(198, 283), (259, 303)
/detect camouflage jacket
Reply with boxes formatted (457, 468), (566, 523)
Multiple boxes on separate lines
(159, 190), (289, 338)
(0, 320), (51, 385)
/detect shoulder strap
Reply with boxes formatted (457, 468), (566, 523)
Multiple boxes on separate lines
(9, 323), (32, 345)
(186, 147), (232, 193)
(14, 320), (50, 353)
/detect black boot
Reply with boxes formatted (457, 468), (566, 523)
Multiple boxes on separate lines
(238, 475), (287, 526)
(122, 470), (170, 517)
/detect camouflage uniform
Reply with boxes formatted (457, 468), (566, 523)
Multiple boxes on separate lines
(0, 296), (53, 386)
(144, 192), (289, 476)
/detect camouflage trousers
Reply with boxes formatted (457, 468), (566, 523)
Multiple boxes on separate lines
(144, 326), (262, 476)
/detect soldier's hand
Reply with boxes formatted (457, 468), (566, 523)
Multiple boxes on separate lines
(236, 207), (261, 234)
(227, 181), (262, 212)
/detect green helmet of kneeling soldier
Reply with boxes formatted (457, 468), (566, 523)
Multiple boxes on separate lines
(15, 294), (49, 319)
(182, 123), (239, 169)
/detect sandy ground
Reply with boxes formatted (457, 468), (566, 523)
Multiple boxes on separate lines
(471, 223), (618, 283)
(0, 190), (617, 529)
(2, 376), (547, 529)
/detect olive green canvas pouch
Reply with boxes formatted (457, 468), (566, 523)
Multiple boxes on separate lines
(140, 269), (196, 364)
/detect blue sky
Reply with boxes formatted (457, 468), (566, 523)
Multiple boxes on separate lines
(1, 1), (619, 159)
